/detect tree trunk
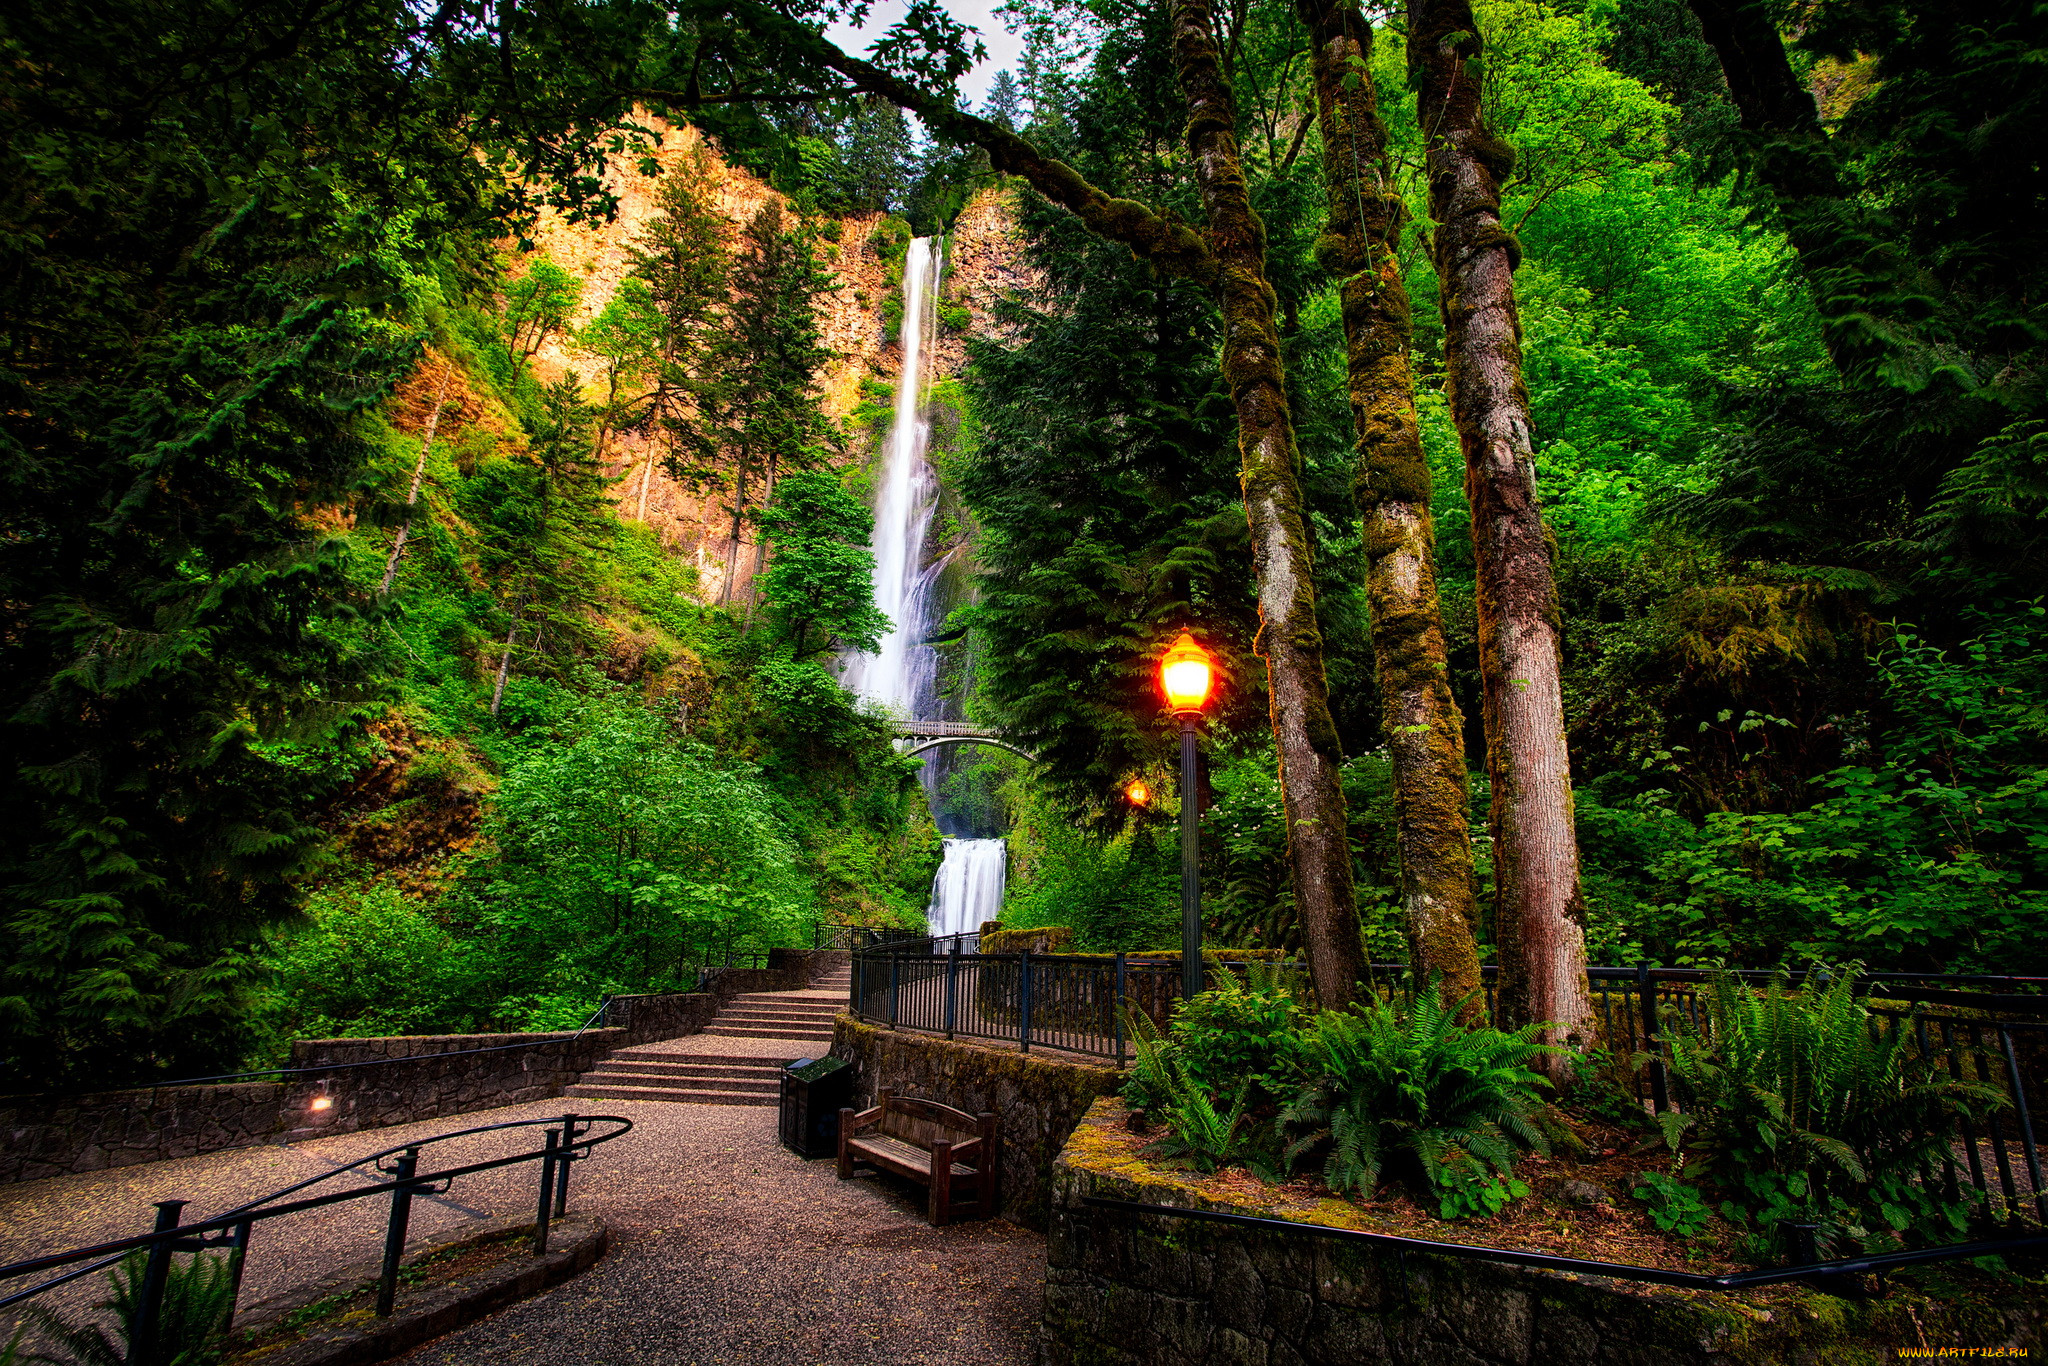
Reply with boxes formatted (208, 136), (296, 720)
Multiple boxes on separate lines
(379, 370), (452, 595)
(1172, 0), (1367, 1011)
(489, 610), (520, 716)
(1681, 0), (1883, 381)
(1409, 0), (1592, 1056)
(1297, 0), (1484, 1012)
(636, 457), (654, 520)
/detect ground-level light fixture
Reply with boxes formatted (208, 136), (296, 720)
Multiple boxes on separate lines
(1157, 630), (1220, 1000)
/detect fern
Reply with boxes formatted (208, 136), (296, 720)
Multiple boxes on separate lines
(1279, 981), (1563, 1218)
(15, 1249), (236, 1366)
(1660, 963), (2006, 1253)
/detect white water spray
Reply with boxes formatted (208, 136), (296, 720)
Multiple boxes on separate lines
(840, 237), (1007, 938)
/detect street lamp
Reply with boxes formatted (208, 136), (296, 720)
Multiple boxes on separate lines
(1124, 778), (1151, 806)
(1159, 631), (1217, 1000)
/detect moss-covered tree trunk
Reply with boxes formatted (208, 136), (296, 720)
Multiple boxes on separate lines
(1296, 0), (1483, 1011)
(1409, 0), (1592, 1057)
(1170, 0), (1368, 1012)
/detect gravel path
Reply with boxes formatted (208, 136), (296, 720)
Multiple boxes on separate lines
(0, 1098), (1044, 1365)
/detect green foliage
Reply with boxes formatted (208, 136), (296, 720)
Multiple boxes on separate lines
(1168, 966), (1307, 1104)
(1580, 604), (2048, 969)
(503, 260), (583, 362)
(1278, 986), (1560, 1220)
(1632, 1170), (1713, 1238)
(756, 470), (889, 659)
(270, 885), (474, 1041)
(471, 705), (811, 1005)
(19, 1249), (235, 1366)
(1656, 964), (2004, 1255)
(1121, 1008), (1277, 1179)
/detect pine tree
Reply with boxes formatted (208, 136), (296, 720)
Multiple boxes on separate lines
(697, 203), (843, 602)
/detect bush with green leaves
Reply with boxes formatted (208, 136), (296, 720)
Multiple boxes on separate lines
(1168, 965), (1307, 1104)
(1121, 1007), (1278, 1179)
(268, 883), (480, 1041)
(1278, 986), (1563, 1220)
(470, 705), (812, 1005)
(18, 1249), (234, 1366)
(1656, 964), (2005, 1256)
(1632, 1170), (1713, 1238)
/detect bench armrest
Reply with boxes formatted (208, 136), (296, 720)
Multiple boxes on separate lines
(842, 1104), (884, 1134)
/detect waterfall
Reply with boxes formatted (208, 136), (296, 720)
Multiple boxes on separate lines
(840, 237), (941, 717)
(928, 838), (1006, 939)
(840, 236), (1007, 939)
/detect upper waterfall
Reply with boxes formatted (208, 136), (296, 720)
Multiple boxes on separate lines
(840, 236), (942, 716)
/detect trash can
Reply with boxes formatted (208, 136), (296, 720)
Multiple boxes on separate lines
(779, 1054), (853, 1159)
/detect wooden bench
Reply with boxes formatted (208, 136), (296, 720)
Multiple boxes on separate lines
(836, 1088), (998, 1226)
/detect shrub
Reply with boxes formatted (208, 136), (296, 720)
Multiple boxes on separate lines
(1279, 985), (1563, 1219)
(1657, 963), (2005, 1255)
(21, 1249), (234, 1366)
(1122, 1008), (1278, 1179)
(1169, 964), (1306, 1103)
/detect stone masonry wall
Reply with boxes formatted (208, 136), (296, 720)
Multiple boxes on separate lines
(1044, 1098), (2044, 1366)
(0, 953), (844, 1185)
(829, 1014), (1122, 1227)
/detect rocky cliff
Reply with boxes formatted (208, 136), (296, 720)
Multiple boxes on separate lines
(505, 117), (1029, 605)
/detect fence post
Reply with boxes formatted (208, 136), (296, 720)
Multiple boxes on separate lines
(532, 1131), (559, 1256)
(130, 1199), (187, 1360)
(1637, 963), (1669, 1114)
(1020, 950), (1034, 1053)
(220, 1218), (254, 1334)
(1114, 952), (1127, 1066)
(376, 1149), (419, 1317)
(889, 954), (900, 1029)
(1997, 1025), (2048, 1226)
(945, 942), (960, 1040)
(555, 1113), (578, 1216)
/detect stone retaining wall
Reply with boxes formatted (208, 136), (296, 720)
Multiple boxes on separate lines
(0, 950), (844, 1185)
(829, 1014), (1122, 1227)
(1043, 1097), (2044, 1366)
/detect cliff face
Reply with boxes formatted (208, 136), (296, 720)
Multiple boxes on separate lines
(510, 117), (1030, 605)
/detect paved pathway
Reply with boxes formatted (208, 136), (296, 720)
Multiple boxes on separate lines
(0, 1098), (1044, 1365)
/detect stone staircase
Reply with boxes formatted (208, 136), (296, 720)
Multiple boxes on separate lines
(564, 966), (850, 1106)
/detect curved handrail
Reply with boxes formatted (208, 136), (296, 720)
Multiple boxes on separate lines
(0, 1113), (632, 1311)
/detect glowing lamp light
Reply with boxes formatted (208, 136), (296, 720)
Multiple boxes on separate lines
(1159, 631), (1216, 715)
(309, 1095), (334, 1112)
(1125, 779), (1151, 806)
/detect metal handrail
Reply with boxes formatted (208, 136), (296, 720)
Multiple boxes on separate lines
(0, 1112), (632, 1337)
(1080, 1197), (2048, 1297)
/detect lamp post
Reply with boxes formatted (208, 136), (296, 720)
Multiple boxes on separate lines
(1159, 631), (1217, 1000)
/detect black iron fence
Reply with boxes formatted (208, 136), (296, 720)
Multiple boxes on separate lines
(0, 1112), (631, 1350)
(849, 944), (2048, 1225)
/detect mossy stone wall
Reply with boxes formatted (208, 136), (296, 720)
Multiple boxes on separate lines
(829, 1014), (1122, 1227)
(1044, 1098), (2044, 1366)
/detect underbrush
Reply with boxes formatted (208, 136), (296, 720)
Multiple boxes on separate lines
(1122, 961), (2020, 1268)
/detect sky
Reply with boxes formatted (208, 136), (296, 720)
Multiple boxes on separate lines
(824, 0), (1026, 108)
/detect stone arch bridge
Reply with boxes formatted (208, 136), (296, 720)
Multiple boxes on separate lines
(889, 719), (1039, 763)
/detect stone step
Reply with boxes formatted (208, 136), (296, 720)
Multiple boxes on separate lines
(598, 1060), (783, 1081)
(563, 1083), (775, 1106)
(703, 1024), (834, 1040)
(581, 1071), (776, 1095)
(719, 1009), (839, 1025)
(602, 1056), (786, 1073)
(728, 995), (842, 1009)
